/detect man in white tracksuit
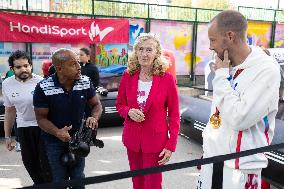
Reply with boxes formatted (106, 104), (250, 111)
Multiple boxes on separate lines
(197, 10), (281, 189)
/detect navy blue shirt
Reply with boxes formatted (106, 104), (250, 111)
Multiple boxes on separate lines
(33, 74), (95, 141)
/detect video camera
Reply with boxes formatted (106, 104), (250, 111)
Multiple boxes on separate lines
(61, 121), (104, 166)
(69, 122), (104, 157)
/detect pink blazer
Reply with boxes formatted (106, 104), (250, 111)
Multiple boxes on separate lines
(116, 71), (180, 153)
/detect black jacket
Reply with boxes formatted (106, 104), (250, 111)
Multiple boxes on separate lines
(80, 62), (99, 88)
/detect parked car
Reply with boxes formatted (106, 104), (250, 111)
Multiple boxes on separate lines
(98, 90), (123, 127)
(97, 73), (124, 127)
(179, 49), (284, 188)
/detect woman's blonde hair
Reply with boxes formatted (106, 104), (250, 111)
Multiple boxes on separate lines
(127, 33), (168, 75)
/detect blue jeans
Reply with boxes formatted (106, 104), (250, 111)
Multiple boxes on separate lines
(44, 140), (85, 189)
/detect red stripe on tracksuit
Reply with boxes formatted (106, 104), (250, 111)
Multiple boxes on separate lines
(235, 131), (243, 169)
(232, 70), (244, 169)
(234, 126), (269, 169)
(265, 132), (270, 145)
(263, 117), (270, 145)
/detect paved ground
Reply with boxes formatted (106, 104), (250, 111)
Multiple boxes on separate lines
(0, 126), (203, 189)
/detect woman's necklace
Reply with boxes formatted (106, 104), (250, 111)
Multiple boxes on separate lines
(140, 72), (152, 81)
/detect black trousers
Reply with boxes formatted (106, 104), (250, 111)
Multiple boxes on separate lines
(18, 126), (52, 184)
(211, 162), (224, 189)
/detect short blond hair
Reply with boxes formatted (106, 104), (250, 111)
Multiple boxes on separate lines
(127, 33), (168, 75)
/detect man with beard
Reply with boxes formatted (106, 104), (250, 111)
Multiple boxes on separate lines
(3, 50), (50, 184)
(197, 10), (281, 188)
(33, 48), (102, 188)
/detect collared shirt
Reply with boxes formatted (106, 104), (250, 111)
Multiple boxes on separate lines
(33, 74), (95, 141)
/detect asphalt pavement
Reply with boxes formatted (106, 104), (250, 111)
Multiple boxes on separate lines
(0, 126), (203, 189)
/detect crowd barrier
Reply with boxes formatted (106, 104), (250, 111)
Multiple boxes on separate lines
(21, 143), (284, 189)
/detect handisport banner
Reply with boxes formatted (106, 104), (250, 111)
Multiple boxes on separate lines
(0, 12), (129, 44)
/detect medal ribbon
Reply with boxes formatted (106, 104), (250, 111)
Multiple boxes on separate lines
(213, 69), (244, 118)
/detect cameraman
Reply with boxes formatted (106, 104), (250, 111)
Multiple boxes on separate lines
(33, 48), (102, 189)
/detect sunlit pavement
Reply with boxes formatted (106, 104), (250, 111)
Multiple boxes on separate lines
(0, 126), (202, 189)
(1, 126), (276, 189)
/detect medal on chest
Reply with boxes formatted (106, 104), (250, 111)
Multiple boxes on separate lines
(210, 69), (244, 129)
(210, 108), (221, 129)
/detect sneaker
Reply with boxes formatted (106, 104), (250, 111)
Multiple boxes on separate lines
(15, 142), (21, 152)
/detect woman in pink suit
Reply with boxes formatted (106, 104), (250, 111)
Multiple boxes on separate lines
(116, 33), (180, 189)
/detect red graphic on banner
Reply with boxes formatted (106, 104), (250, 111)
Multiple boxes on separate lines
(0, 12), (129, 44)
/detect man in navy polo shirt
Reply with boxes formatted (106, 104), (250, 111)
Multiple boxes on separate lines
(33, 48), (102, 188)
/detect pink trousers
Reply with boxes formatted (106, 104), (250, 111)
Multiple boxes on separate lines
(127, 149), (162, 189)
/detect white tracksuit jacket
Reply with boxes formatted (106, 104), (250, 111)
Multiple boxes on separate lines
(203, 46), (281, 170)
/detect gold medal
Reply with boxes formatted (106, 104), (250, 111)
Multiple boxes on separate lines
(208, 70), (243, 129)
(210, 114), (221, 129)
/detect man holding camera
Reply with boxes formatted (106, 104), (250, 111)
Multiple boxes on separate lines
(33, 48), (102, 188)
